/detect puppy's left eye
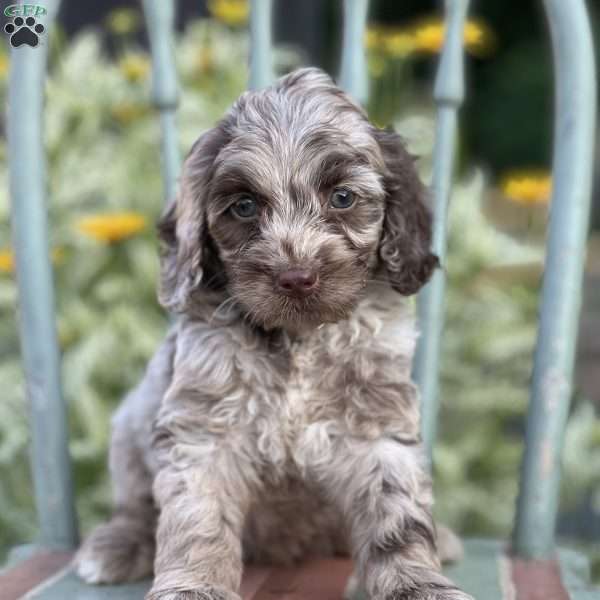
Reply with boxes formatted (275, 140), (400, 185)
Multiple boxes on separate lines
(329, 188), (355, 209)
(230, 196), (258, 219)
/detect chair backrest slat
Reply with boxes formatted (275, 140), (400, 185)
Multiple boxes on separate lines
(413, 0), (470, 464)
(512, 0), (597, 560)
(339, 0), (369, 105)
(142, 0), (181, 202)
(7, 0), (78, 550)
(249, 0), (274, 90)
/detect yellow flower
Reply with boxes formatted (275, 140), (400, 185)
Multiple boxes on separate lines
(501, 171), (552, 205)
(208, 0), (249, 27)
(412, 18), (494, 56)
(365, 29), (378, 50)
(0, 247), (65, 274)
(412, 22), (444, 53)
(365, 26), (384, 50)
(0, 249), (14, 273)
(464, 21), (494, 56)
(382, 31), (415, 58)
(118, 53), (150, 82)
(76, 213), (147, 243)
(0, 54), (9, 81)
(105, 8), (140, 35)
(366, 26), (415, 58)
(111, 102), (147, 125)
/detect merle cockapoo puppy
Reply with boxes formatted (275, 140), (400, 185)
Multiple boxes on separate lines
(75, 68), (471, 600)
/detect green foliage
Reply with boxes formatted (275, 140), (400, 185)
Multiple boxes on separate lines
(437, 183), (600, 549)
(0, 16), (599, 577)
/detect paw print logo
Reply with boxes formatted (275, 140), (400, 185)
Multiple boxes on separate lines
(4, 16), (45, 48)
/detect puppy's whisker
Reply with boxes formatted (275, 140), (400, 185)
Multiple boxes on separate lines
(209, 296), (238, 324)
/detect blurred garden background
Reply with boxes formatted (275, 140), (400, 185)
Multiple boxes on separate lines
(1, 0), (600, 580)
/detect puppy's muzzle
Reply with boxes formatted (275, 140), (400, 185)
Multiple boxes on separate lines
(276, 268), (318, 298)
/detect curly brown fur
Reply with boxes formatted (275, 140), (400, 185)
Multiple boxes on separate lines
(75, 68), (469, 600)
(146, 586), (240, 600)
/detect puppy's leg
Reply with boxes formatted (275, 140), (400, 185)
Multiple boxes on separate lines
(319, 437), (473, 600)
(76, 422), (156, 584)
(76, 335), (176, 584)
(146, 449), (253, 600)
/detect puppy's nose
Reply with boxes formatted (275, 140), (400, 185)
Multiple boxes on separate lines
(277, 269), (318, 297)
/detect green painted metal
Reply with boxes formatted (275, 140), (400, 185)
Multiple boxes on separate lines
(27, 572), (150, 599)
(249, 0), (274, 90)
(413, 0), (469, 464)
(512, 0), (597, 560)
(7, 0), (78, 549)
(339, 0), (369, 105)
(142, 0), (181, 202)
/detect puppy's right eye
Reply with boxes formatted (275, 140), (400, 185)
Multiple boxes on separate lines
(329, 188), (355, 209)
(230, 196), (258, 219)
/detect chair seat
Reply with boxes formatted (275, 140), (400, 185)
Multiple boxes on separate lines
(4, 540), (597, 600)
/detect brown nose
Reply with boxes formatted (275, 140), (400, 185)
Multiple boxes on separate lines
(277, 269), (318, 297)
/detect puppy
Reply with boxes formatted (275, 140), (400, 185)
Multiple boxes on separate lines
(75, 68), (471, 600)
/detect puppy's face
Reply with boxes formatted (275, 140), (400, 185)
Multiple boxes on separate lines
(206, 112), (386, 331)
(159, 69), (438, 332)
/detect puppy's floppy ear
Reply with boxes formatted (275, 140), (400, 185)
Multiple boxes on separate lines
(157, 124), (229, 312)
(375, 127), (439, 295)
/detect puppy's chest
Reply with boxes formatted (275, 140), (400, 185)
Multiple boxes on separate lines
(249, 339), (338, 473)
(278, 341), (330, 434)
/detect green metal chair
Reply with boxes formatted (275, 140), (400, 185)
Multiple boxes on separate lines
(2, 0), (598, 598)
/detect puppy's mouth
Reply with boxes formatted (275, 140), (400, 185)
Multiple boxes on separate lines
(266, 278), (329, 329)
(231, 275), (363, 333)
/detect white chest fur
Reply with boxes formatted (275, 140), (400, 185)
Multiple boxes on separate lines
(256, 287), (418, 472)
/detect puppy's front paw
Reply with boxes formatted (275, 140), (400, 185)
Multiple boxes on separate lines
(75, 519), (154, 584)
(146, 584), (242, 600)
(384, 586), (474, 600)
(367, 566), (474, 600)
